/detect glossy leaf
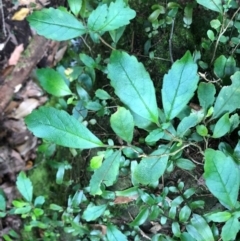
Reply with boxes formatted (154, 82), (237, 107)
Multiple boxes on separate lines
(36, 68), (72, 97)
(110, 107), (134, 143)
(145, 129), (164, 143)
(27, 8), (86, 40)
(212, 113), (230, 138)
(25, 107), (104, 149)
(179, 205), (191, 222)
(196, 0), (223, 13)
(90, 151), (121, 195)
(187, 214), (214, 241)
(204, 149), (239, 209)
(133, 147), (169, 185)
(16, 172), (33, 202)
(95, 89), (111, 100)
(212, 71), (240, 119)
(82, 203), (107, 221)
(221, 216), (239, 241)
(108, 50), (159, 124)
(88, 0), (136, 32)
(107, 224), (128, 241)
(162, 51), (199, 120)
(34, 196), (45, 207)
(172, 222), (181, 237)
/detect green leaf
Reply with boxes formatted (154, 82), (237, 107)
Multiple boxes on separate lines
(130, 206), (149, 226)
(95, 89), (111, 100)
(14, 205), (32, 214)
(87, 0), (136, 32)
(36, 68), (72, 97)
(176, 158), (196, 171)
(205, 211), (232, 222)
(49, 204), (63, 211)
(0, 194), (6, 211)
(180, 232), (196, 241)
(90, 155), (104, 170)
(212, 113), (231, 138)
(145, 129), (164, 144)
(210, 19), (221, 29)
(179, 205), (191, 222)
(207, 30), (215, 41)
(109, 26), (126, 44)
(196, 0), (223, 13)
(212, 71), (240, 119)
(196, 125), (208, 137)
(16, 172), (33, 202)
(110, 107), (134, 143)
(82, 203), (107, 221)
(187, 214), (214, 241)
(27, 8), (86, 41)
(108, 50), (159, 124)
(90, 151), (121, 195)
(56, 165), (65, 184)
(79, 53), (95, 68)
(204, 149), (239, 209)
(172, 222), (181, 237)
(221, 216), (239, 241)
(34, 196), (45, 206)
(133, 147), (169, 185)
(183, 4), (193, 27)
(177, 113), (200, 137)
(214, 55), (227, 78)
(68, 0), (82, 16)
(162, 51), (199, 120)
(25, 107), (104, 149)
(107, 224), (128, 241)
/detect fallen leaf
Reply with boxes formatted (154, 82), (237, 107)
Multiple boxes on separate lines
(114, 195), (138, 204)
(13, 98), (39, 118)
(12, 8), (30, 21)
(8, 44), (24, 66)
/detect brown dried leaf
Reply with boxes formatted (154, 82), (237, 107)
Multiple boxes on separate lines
(13, 98), (39, 118)
(114, 195), (138, 204)
(8, 44), (24, 66)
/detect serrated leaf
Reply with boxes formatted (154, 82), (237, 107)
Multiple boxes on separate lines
(204, 149), (239, 209)
(36, 68), (72, 97)
(107, 224), (128, 241)
(82, 203), (107, 221)
(27, 8), (86, 41)
(25, 107), (104, 149)
(212, 113), (231, 138)
(16, 172), (33, 202)
(212, 71), (240, 119)
(68, 0), (82, 16)
(162, 51), (199, 120)
(90, 151), (121, 195)
(110, 107), (134, 143)
(187, 214), (214, 241)
(134, 147), (168, 185)
(108, 50), (159, 124)
(87, 0), (136, 32)
(221, 216), (239, 241)
(196, 0), (223, 13)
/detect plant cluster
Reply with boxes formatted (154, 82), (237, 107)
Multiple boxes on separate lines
(1, 0), (240, 240)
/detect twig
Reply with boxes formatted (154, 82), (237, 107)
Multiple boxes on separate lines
(0, 0), (6, 37)
(169, 18), (175, 64)
(99, 35), (116, 50)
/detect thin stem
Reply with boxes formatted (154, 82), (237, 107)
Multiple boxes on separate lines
(211, 7), (240, 64)
(169, 18), (175, 64)
(99, 36), (116, 50)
